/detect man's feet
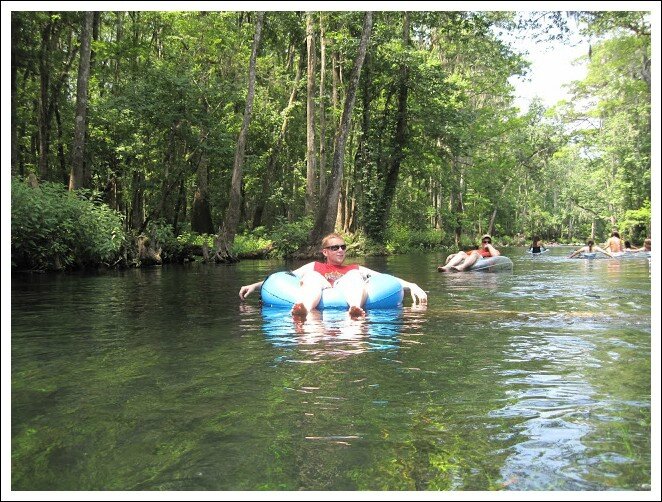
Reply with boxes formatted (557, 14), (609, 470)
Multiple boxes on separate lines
(437, 265), (448, 272)
(348, 306), (366, 319)
(291, 303), (308, 319)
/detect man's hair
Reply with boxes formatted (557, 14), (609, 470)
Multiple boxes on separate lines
(321, 233), (344, 248)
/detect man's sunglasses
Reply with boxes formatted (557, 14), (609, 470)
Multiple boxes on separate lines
(482, 239), (491, 244)
(324, 244), (347, 251)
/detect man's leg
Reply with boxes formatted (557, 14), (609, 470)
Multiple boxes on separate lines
(334, 269), (368, 317)
(453, 253), (480, 271)
(292, 271), (328, 318)
(439, 251), (468, 271)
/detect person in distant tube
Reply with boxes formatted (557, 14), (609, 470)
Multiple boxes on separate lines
(634, 238), (651, 253)
(529, 236), (547, 254)
(438, 234), (501, 272)
(568, 239), (613, 258)
(604, 231), (624, 254)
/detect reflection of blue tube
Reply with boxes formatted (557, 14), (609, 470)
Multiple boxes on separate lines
(261, 307), (403, 352)
(260, 271), (404, 309)
(365, 309), (404, 351)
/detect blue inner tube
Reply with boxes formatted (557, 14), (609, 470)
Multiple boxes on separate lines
(467, 255), (513, 271)
(260, 271), (404, 309)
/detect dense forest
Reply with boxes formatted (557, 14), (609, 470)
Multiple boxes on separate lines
(9, 10), (651, 270)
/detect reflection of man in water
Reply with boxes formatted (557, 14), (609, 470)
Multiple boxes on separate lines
(294, 311), (371, 359)
(260, 308), (407, 360)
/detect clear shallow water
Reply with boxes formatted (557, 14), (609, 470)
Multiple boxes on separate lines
(11, 247), (652, 490)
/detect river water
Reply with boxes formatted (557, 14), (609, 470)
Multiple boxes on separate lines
(10, 247), (653, 491)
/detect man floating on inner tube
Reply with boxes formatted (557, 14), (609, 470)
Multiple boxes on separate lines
(239, 233), (427, 319)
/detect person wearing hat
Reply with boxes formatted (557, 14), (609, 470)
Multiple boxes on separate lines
(438, 234), (501, 272)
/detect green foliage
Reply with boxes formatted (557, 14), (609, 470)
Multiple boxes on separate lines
(316, 230), (385, 257)
(176, 231), (214, 248)
(268, 216), (313, 258)
(11, 178), (124, 271)
(143, 219), (182, 262)
(619, 201), (651, 242)
(385, 224), (444, 253)
(10, 11), (649, 253)
(495, 234), (519, 246)
(231, 233), (273, 256)
(559, 20), (651, 239)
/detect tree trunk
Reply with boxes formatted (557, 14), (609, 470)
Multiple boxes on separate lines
(54, 104), (67, 183)
(343, 125), (358, 232)
(191, 186), (214, 234)
(11, 14), (19, 175)
(69, 12), (93, 190)
(302, 12), (373, 256)
(37, 18), (77, 182)
(318, 12), (327, 198)
(488, 207), (498, 236)
(157, 121), (179, 222)
(591, 219), (596, 241)
(355, 53), (373, 232)
(346, 166), (357, 232)
(173, 176), (187, 236)
(38, 21), (54, 180)
(113, 12), (123, 91)
(305, 12), (317, 214)
(105, 176), (119, 211)
(332, 49), (341, 116)
(91, 12), (100, 71)
(215, 12), (264, 263)
(372, 12), (410, 243)
(252, 43), (306, 229)
(488, 180), (510, 236)
(336, 182), (345, 232)
(190, 130), (214, 234)
(453, 162), (465, 247)
(131, 169), (145, 231)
